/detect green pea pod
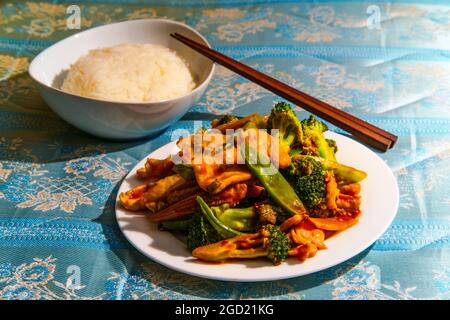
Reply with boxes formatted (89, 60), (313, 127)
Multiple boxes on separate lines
(196, 196), (242, 239)
(305, 156), (367, 184)
(159, 218), (191, 231)
(243, 144), (307, 216)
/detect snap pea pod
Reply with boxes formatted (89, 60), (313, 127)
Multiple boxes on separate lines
(294, 155), (367, 184)
(318, 157), (367, 184)
(243, 144), (307, 216)
(196, 196), (242, 239)
(159, 218), (191, 231)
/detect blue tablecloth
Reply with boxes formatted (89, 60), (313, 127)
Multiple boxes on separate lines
(0, 0), (449, 300)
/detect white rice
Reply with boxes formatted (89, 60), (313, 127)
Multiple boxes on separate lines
(61, 43), (196, 102)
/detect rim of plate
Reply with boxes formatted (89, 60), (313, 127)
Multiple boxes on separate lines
(115, 132), (399, 282)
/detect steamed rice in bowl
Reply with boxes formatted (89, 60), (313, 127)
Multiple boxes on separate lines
(61, 43), (197, 103)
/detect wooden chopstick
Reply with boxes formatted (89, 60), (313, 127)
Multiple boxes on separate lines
(171, 32), (397, 151)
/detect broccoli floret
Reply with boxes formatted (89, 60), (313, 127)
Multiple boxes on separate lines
(261, 224), (291, 265)
(301, 114), (328, 133)
(255, 203), (278, 225)
(292, 154), (367, 185)
(254, 202), (290, 225)
(301, 115), (336, 161)
(326, 138), (338, 154)
(186, 213), (219, 251)
(290, 156), (327, 211)
(211, 204), (257, 232)
(268, 102), (303, 152)
(212, 114), (239, 127)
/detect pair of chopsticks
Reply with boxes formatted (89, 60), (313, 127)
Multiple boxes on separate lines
(171, 33), (397, 151)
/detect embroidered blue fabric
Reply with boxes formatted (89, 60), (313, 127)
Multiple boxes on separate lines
(0, 0), (449, 299)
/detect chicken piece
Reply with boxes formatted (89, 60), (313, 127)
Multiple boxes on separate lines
(119, 174), (186, 212)
(208, 182), (248, 207)
(142, 174), (187, 212)
(336, 194), (361, 215)
(339, 183), (361, 196)
(136, 157), (174, 180)
(142, 174), (186, 203)
(288, 220), (327, 261)
(119, 184), (149, 211)
(289, 243), (319, 261)
(325, 172), (339, 212)
(177, 129), (290, 171)
(289, 221), (327, 249)
(175, 129), (290, 196)
(193, 162), (252, 194)
(176, 131), (225, 165)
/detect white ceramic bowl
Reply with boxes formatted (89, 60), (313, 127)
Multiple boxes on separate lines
(29, 19), (215, 140)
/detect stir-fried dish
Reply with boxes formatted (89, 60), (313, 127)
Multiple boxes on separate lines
(119, 102), (367, 265)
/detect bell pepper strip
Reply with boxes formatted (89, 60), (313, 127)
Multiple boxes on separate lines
(308, 215), (359, 231)
(281, 212), (359, 233)
(243, 144), (307, 217)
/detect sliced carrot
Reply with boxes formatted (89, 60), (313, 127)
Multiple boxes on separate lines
(308, 215), (359, 231)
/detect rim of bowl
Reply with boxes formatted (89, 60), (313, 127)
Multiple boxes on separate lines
(28, 18), (216, 107)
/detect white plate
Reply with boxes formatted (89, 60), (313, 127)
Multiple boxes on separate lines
(115, 132), (399, 282)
